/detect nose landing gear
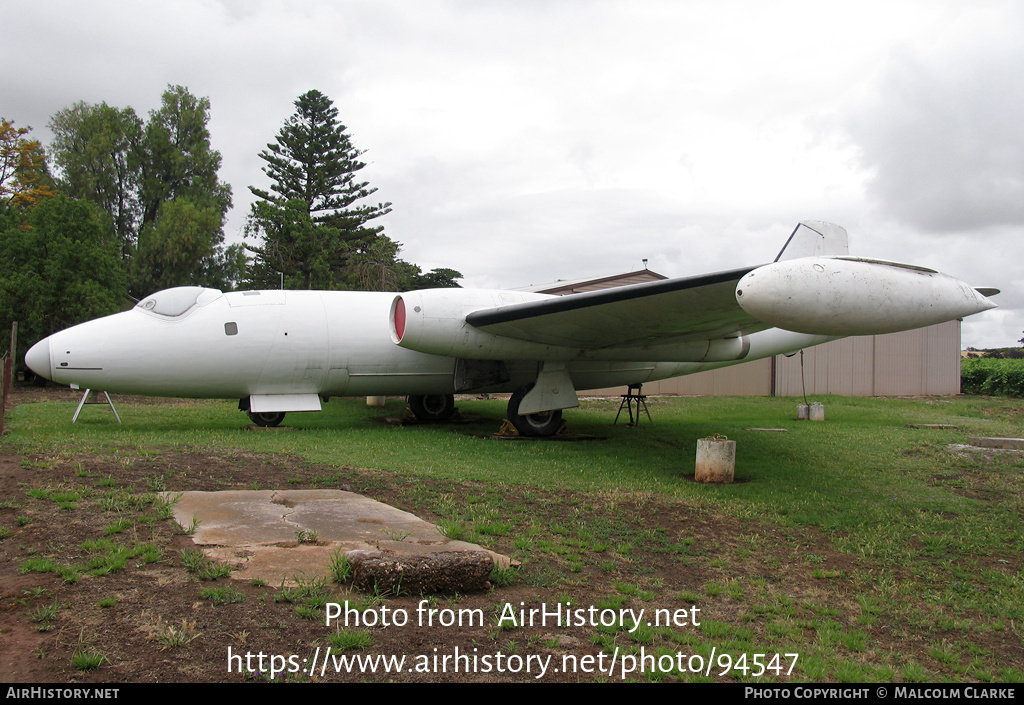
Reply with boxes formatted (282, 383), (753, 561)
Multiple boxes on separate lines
(247, 410), (286, 427)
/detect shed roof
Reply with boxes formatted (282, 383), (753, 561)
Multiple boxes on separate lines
(523, 269), (668, 296)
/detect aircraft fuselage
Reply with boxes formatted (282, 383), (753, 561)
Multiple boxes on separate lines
(24, 221), (997, 434)
(28, 287), (833, 402)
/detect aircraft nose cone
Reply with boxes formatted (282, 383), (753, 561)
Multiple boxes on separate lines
(25, 338), (52, 381)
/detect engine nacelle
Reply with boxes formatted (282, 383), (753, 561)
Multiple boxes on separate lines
(392, 288), (759, 363)
(390, 289), (577, 360)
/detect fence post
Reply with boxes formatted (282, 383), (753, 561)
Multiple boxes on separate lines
(1, 322), (17, 436)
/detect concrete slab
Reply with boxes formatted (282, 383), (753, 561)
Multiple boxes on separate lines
(164, 489), (510, 591)
(967, 436), (1024, 450)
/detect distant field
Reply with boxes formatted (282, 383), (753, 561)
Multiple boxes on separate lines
(1, 390), (1022, 683)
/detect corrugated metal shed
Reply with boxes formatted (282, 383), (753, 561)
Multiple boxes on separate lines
(773, 320), (960, 396)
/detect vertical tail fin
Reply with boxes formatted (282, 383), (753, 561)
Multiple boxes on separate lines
(775, 221), (849, 261)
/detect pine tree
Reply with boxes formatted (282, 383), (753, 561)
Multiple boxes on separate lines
(248, 90), (391, 264)
(246, 90), (464, 292)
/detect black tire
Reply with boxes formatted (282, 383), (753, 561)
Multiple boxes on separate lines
(507, 386), (562, 437)
(247, 410), (286, 427)
(407, 394), (456, 422)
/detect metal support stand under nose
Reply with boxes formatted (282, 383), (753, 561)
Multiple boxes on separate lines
(72, 389), (122, 424)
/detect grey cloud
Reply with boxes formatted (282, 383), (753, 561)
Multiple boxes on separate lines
(847, 39), (1024, 232)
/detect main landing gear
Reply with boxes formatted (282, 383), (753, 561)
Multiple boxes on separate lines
(406, 394), (456, 422)
(407, 389), (565, 437)
(506, 385), (563, 437)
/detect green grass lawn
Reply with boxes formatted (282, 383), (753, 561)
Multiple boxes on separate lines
(3, 391), (1022, 682)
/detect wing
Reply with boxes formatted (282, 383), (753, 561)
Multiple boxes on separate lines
(462, 221), (853, 350)
(393, 220), (995, 363)
(465, 265), (770, 349)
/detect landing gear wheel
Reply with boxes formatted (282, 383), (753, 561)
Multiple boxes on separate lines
(507, 386), (562, 437)
(407, 394), (456, 422)
(247, 410), (286, 427)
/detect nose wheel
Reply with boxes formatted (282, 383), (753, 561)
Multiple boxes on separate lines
(247, 410), (286, 427)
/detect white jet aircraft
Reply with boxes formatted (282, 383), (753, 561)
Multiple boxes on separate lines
(25, 222), (997, 436)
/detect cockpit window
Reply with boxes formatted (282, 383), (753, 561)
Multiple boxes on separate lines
(136, 286), (223, 317)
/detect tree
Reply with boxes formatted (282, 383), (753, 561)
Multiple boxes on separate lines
(0, 119), (58, 209)
(132, 196), (227, 294)
(342, 235), (411, 292)
(200, 243), (248, 292)
(130, 86), (237, 295)
(0, 196), (126, 370)
(245, 198), (339, 289)
(138, 86), (232, 228)
(47, 86), (241, 296)
(246, 90), (464, 292)
(48, 103), (142, 256)
(404, 266), (464, 290)
(342, 237), (464, 292)
(246, 90), (393, 288)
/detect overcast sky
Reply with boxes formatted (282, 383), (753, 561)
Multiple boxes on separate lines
(5, 0), (1022, 347)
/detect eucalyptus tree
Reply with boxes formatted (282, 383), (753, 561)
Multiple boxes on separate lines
(48, 86), (243, 295)
(49, 102), (143, 257)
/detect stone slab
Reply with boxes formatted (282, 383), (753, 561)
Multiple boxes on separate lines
(164, 489), (510, 590)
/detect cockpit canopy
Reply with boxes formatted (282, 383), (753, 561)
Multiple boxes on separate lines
(135, 286), (223, 317)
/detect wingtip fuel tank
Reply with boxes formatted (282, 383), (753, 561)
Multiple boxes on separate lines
(735, 257), (997, 336)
